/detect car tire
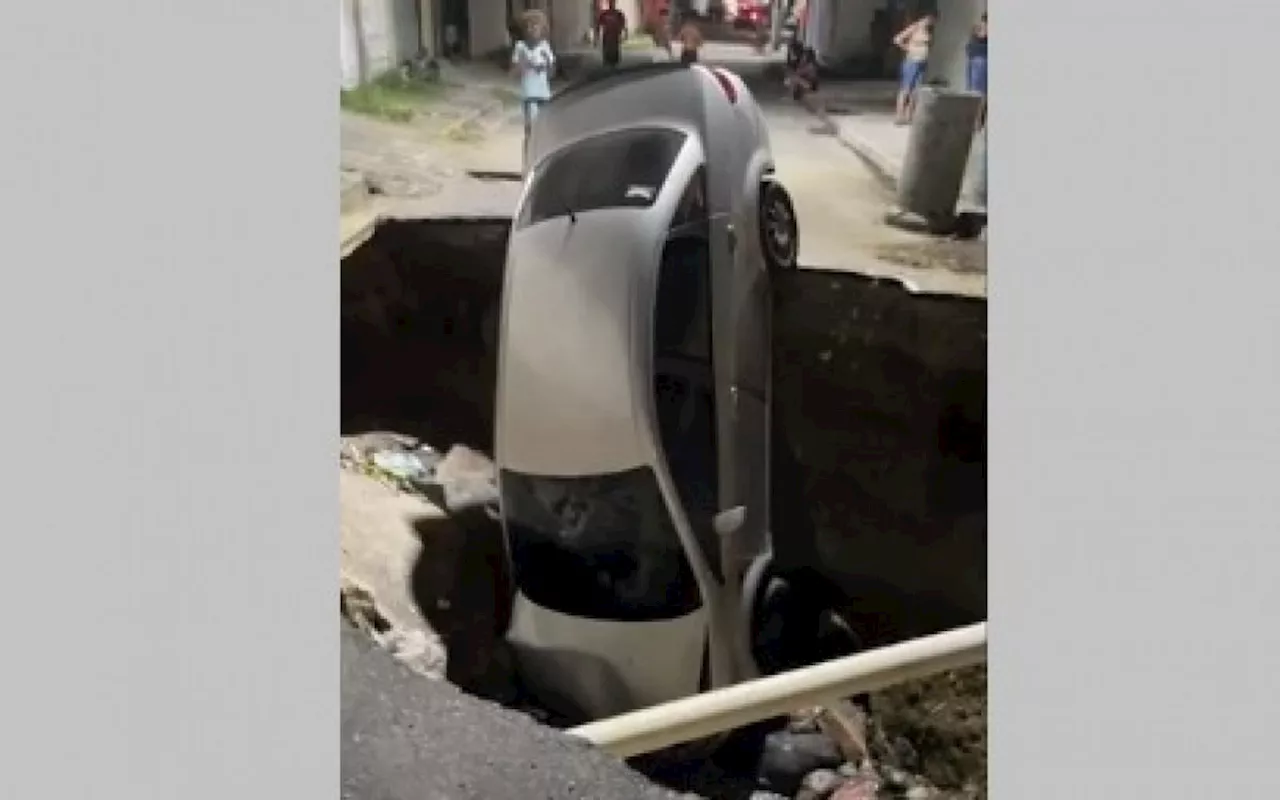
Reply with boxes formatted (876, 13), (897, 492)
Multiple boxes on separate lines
(743, 554), (864, 677)
(760, 181), (799, 272)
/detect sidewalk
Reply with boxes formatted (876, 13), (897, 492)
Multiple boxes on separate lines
(813, 82), (987, 214)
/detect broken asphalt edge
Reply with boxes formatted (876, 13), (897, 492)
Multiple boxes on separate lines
(341, 205), (380, 259)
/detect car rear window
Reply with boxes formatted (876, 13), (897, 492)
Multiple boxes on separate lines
(501, 466), (703, 621)
(517, 127), (688, 229)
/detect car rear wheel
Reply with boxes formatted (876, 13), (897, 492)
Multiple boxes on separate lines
(742, 553), (864, 677)
(760, 181), (799, 272)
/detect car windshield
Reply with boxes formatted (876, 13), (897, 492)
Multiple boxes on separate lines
(517, 127), (688, 229)
(501, 466), (703, 621)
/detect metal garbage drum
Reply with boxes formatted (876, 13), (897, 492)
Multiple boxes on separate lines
(896, 88), (983, 221)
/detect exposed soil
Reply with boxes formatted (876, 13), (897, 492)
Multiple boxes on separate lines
(868, 667), (988, 798)
(874, 239), (988, 276)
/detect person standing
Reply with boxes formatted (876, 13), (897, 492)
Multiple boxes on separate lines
(967, 12), (988, 128)
(511, 11), (555, 165)
(677, 15), (703, 64)
(654, 7), (674, 59)
(596, 0), (628, 69)
(892, 11), (934, 125)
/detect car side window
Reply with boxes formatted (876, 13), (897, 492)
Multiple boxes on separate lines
(670, 166), (709, 231)
(518, 128), (687, 228)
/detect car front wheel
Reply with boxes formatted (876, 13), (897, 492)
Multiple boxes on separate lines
(760, 181), (799, 272)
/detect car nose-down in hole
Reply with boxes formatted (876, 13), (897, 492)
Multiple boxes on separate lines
(495, 62), (805, 724)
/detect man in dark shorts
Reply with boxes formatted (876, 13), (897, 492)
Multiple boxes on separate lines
(596, 0), (628, 68)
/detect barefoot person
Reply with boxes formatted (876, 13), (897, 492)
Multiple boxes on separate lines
(892, 12), (934, 125)
(511, 11), (554, 166)
(596, 0), (628, 68)
(785, 48), (834, 133)
(677, 15), (703, 64)
(654, 6), (674, 59)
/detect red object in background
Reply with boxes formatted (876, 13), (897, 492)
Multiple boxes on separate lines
(737, 1), (768, 27)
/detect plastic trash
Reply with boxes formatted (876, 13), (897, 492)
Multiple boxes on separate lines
(371, 449), (431, 482)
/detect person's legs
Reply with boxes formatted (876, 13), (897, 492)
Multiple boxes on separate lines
(522, 99), (537, 136)
(967, 56), (988, 93)
(521, 99), (543, 171)
(895, 59), (916, 124)
(602, 43), (620, 67)
(896, 59), (925, 124)
(968, 56), (988, 128)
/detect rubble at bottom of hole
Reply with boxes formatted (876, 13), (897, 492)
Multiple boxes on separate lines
(341, 579), (449, 680)
(744, 712), (980, 800)
(341, 433), (499, 516)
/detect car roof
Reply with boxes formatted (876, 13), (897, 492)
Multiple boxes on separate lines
(528, 63), (714, 171)
(551, 61), (695, 106)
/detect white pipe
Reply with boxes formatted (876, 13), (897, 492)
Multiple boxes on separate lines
(568, 622), (987, 758)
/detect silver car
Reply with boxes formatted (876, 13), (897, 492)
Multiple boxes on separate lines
(495, 62), (801, 724)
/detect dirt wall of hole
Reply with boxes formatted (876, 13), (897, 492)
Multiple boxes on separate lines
(341, 220), (986, 647)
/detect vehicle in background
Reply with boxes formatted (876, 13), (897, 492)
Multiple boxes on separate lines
(733, 0), (770, 30)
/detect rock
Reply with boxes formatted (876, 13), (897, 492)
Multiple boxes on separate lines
(880, 766), (912, 789)
(788, 708), (823, 734)
(748, 793), (789, 800)
(756, 731), (844, 795)
(432, 444), (499, 512)
(815, 700), (870, 764)
(904, 786), (937, 799)
(890, 734), (920, 771)
(829, 772), (879, 800)
(795, 768), (844, 800)
(380, 627), (448, 678)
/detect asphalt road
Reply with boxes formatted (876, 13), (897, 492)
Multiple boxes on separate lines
(341, 620), (689, 800)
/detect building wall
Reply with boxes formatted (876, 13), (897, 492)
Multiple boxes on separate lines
(548, 0), (590, 50)
(342, 0), (363, 88)
(341, 0), (425, 86)
(469, 0), (512, 57)
(822, 0), (879, 62)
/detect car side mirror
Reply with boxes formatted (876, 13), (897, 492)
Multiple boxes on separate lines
(714, 506), (746, 539)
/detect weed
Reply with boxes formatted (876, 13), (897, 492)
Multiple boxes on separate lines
(340, 69), (445, 123)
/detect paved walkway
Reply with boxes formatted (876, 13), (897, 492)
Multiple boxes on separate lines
(342, 620), (686, 800)
(801, 80), (987, 213)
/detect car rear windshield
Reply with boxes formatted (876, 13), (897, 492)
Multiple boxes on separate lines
(501, 466), (703, 621)
(517, 127), (688, 229)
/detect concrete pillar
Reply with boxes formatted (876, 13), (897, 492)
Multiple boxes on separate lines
(419, 0), (437, 56)
(897, 88), (982, 219)
(341, 0), (365, 87)
(927, 0), (983, 89)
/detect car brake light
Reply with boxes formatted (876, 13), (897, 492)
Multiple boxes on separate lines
(711, 68), (738, 104)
